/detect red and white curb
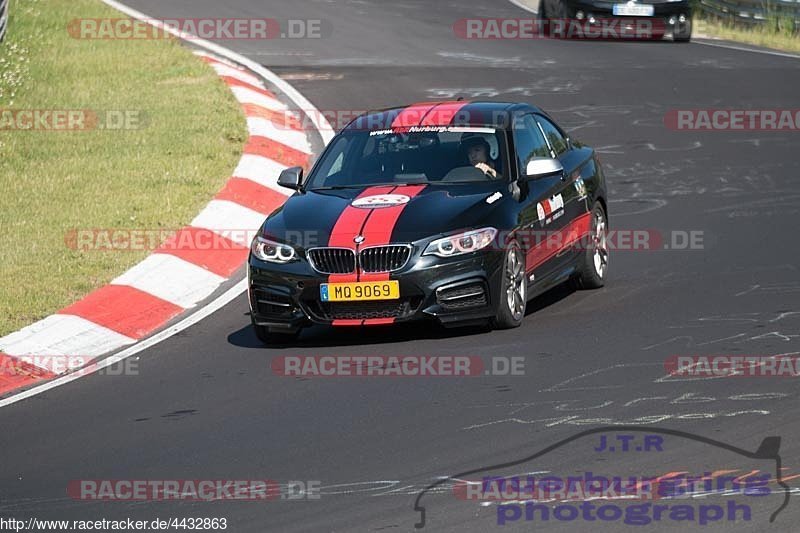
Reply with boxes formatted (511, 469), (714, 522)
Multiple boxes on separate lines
(0, 41), (328, 400)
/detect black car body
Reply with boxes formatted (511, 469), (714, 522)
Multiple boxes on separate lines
(541, 0), (692, 41)
(248, 101), (609, 342)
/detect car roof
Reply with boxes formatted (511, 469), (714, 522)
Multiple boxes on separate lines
(341, 101), (544, 132)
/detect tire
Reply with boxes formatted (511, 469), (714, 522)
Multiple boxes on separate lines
(550, 0), (574, 19)
(673, 19), (692, 42)
(252, 321), (300, 346)
(492, 240), (527, 329)
(574, 201), (609, 289)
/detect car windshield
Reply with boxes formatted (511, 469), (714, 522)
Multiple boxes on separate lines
(305, 126), (508, 189)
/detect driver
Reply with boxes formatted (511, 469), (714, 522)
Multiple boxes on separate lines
(463, 136), (497, 178)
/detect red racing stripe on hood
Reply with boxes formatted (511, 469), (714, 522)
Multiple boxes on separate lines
(358, 184), (426, 283)
(327, 186), (396, 283)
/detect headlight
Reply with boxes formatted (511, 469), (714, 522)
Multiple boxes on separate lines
(423, 228), (497, 258)
(251, 236), (297, 263)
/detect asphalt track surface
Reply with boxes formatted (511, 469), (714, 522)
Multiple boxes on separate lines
(2, 1), (800, 532)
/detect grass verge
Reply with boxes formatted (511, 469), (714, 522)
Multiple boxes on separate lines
(694, 16), (800, 54)
(0, 0), (248, 336)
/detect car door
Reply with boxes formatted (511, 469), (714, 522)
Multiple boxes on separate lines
(511, 113), (571, 283)
(534, 114), (594, 269)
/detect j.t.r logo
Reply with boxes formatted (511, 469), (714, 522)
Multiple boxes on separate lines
(351, 194), (411, 209)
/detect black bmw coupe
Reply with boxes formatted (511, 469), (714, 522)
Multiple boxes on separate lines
(248, 101), (609, 344)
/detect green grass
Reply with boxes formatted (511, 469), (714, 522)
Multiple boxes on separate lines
(694, 16), (800, 54)
(0, 0), (247, 336)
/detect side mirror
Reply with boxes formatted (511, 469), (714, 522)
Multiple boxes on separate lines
(524, 158), (563, 180)
(277, 166), (304, 191)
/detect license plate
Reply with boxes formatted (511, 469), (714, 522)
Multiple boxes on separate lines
(612, 3), (654, 16)
(320, 281), (400, 302)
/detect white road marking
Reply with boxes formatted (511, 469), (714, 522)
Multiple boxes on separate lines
(247, 117), (312, 154)
(190, 200), (268, 246)
(0, 315), (136, 364)
(462, 410), (771, 430)
(111, 254), (226, 309)
(233, 154), (292, 194)
(692, 39), (800, 60)
(0, 279), (246, 408)
(230, 85), (288, 111)
(508, 0), (540, 15)
(207, 62), (265, 88)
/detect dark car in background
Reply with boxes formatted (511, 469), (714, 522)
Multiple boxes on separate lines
(541, 0), (692, 41)
(247, 101), (609, 344)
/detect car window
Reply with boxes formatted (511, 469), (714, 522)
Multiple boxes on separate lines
(317, 136), (350, 178)
(512, 115), (551, 171)
(327, 153), (345, 176)
(305, 127), (508, 188)
(536, 115), (569, 156)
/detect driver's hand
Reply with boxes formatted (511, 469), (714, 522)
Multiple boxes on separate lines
(475, 162), (497, 178)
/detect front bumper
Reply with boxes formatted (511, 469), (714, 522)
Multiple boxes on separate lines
(567, 0), (690, 16)
(564, 0), (692, 37)
(248, 247), (504, 330)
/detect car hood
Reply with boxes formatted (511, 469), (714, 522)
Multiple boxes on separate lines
(262, 183), (507, 248)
